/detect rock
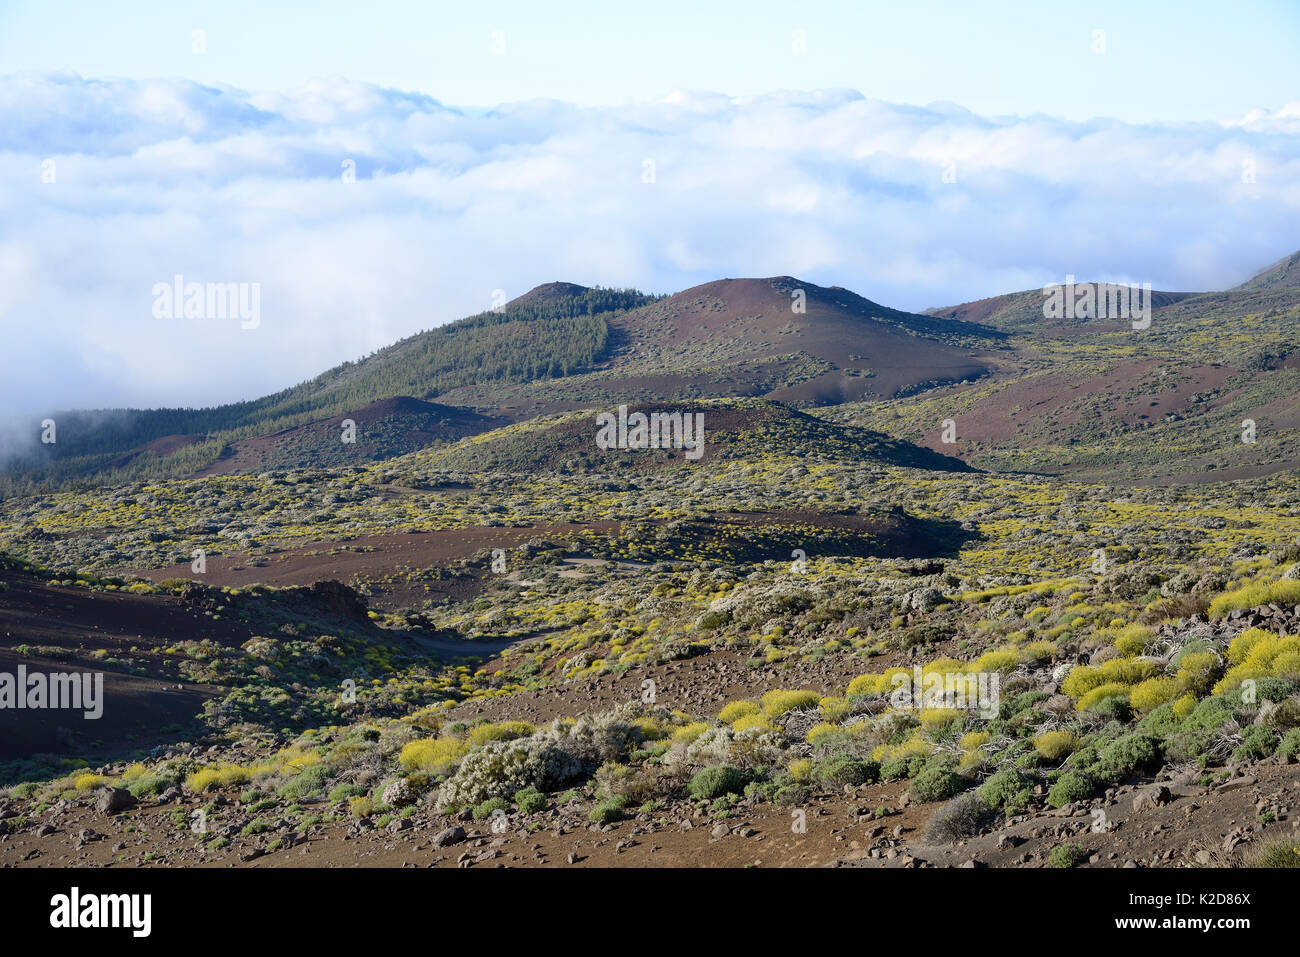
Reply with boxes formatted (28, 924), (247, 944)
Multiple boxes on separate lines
(711, 822), (730, 837)
(1132, 785), (1172, 812)
(95, 787), (136, 816)
(431, 825), (467, 849)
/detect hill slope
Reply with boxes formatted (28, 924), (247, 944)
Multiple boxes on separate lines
(433, 277), (1000, 417)
(407, 398), (974, 475)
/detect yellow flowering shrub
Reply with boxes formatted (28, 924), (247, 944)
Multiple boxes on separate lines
(760, 689), (820, 716)
(1129, 676), (1178, 713)
(467, 720), (534, 747)
(805, 722), (841, 746)
(398, 737), (468, 774)
(733, 713), (774, 733)
(1033, 730), (1077, 760)
(1174, 651), (1220, 696)
(671, 722), (710, 746)
(1076, 682), (1132, 712)
(717, 700), (760, 723)
(186, 763), (252, 793)
(1214, 633), (1300, 693)
(818, 696), (850, 722)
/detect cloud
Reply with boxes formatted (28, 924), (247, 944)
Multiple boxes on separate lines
(1, 72), (1298, 420)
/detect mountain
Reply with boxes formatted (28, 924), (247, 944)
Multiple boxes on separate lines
(431, 277), (999, 418)
(197, 397), (504, 474)
(844, 250), (1300, 482)
(2, 286), (655, 492)
(2, 277), (994, 491)
(926, 286), (1198, 335)
(5, 251), (1298, 492)
(1233, 250), (1300, 292)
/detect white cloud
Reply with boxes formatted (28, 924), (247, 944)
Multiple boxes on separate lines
(1, 73), (1298, 419)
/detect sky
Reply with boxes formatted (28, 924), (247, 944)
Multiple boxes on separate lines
(0, 1), (1298, 425)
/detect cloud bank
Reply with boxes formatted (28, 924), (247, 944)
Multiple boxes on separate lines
(2, 72), (1299, 418)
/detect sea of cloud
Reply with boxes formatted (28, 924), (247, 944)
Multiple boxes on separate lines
(1, 72), (1298, 425)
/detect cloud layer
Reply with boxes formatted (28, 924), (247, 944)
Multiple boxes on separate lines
(2, 72), (1299, 419)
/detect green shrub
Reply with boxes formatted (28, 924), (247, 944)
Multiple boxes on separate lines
(813, 758), (879, 789)
(588, 796), (629, 823)
(514, 786), (547, 813)
(908, 764), (966, 803)
(880, 756), (925, 781)
(1047, 770), (1094, 808)
(276, 764), (333, 800)
(125, 773), (178, 798)
(687, 765), (748, 801)
(1049, 843), (1086, 868)
(978, 767), (1033, 812)
(328, 783), (366, 803)
(1165, 728), (1217, 764)
(1279, 728), (1300, 760)
(1254, 838), (1300, 868)
(1233, 726), (1279, 762)
(1182, 696), (1236, 731)
(471, 796), (510, 820)
(1095, 733), (1161, 783)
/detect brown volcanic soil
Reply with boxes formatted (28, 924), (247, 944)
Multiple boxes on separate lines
(5, 626), (1296, 869)
(0, 566), (252, 760)
(913, 360), (1241, 450)
(609, 277), (992, 403)
(118, 523), (620, 611)
(927, 287), (1198, 332)
(505, 281), (590, 308)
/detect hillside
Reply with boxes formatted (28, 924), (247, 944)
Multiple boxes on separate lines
(1233, 249), (1300, 292)
(926, 286), (1198, 334)
(431, 277), (1001, 418)
(1, 277), (997, 491)
(841, 253), (1300, 482)
(4, 253), (1298, 491)
(2, 286), (655, 492)
(408, 398), (974, 475)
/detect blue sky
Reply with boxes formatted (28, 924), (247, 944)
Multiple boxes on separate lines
(2, 0), (1298, 122)
(0, 1), (1298, 425)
